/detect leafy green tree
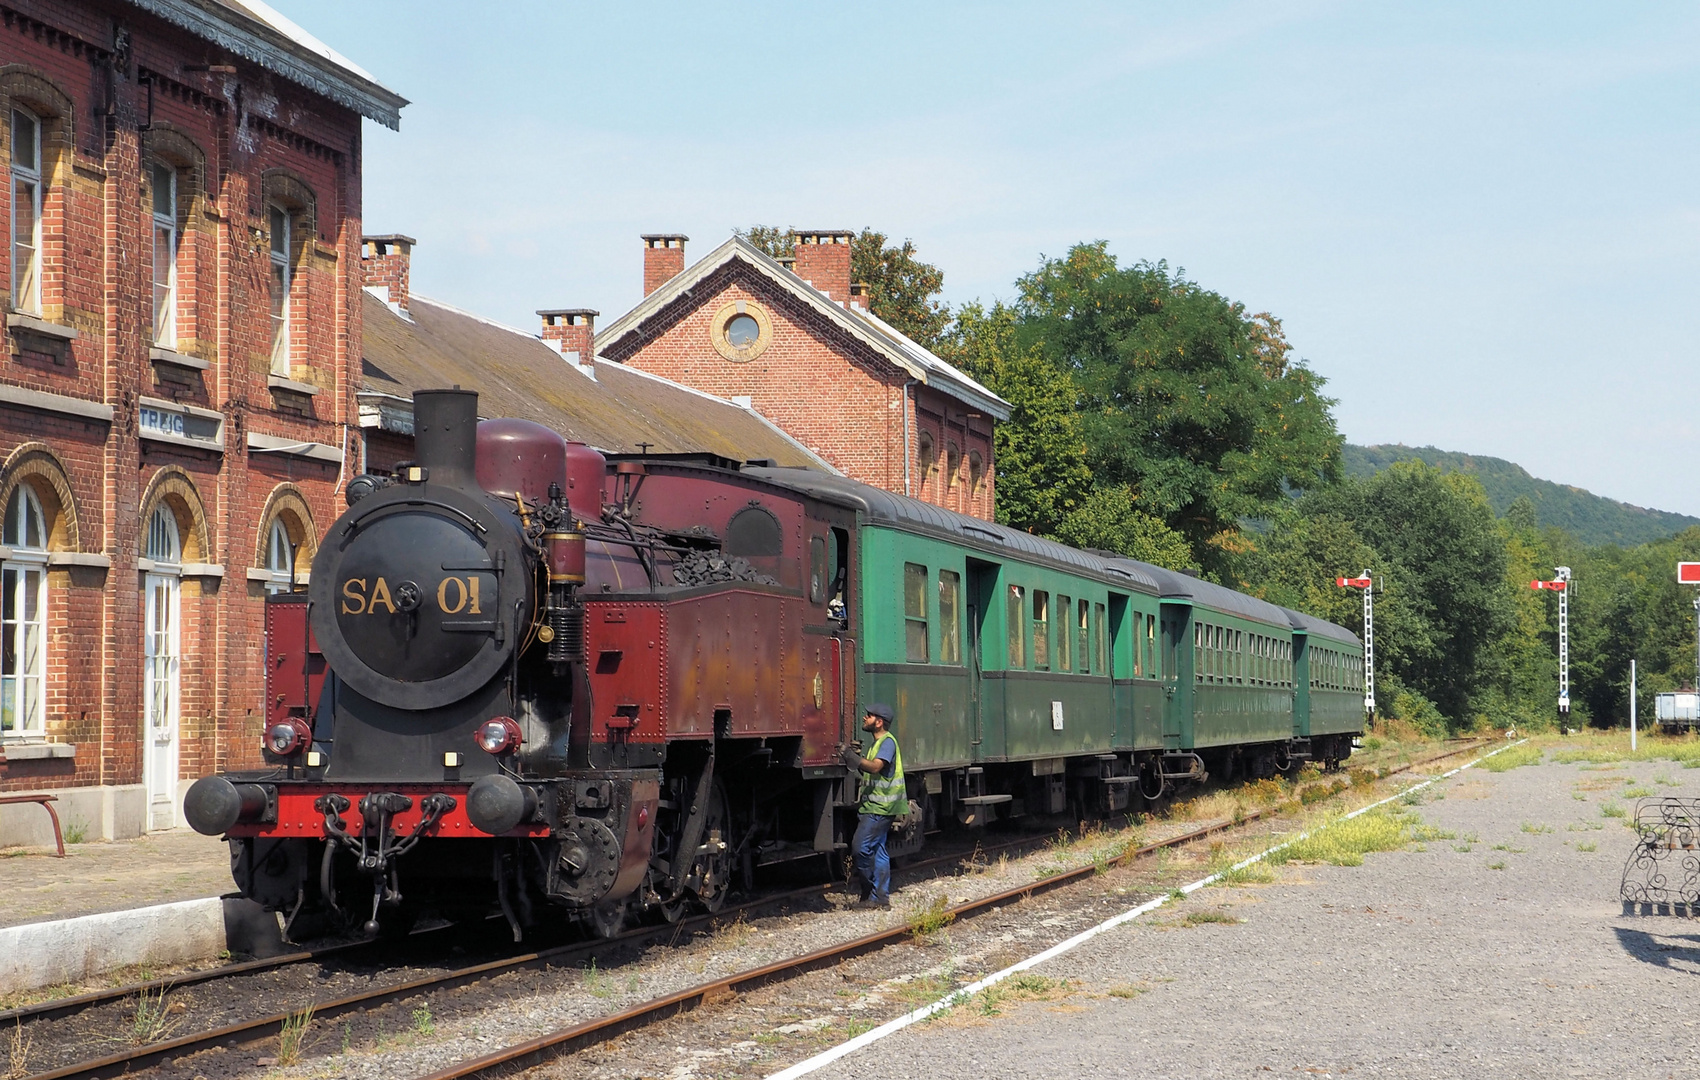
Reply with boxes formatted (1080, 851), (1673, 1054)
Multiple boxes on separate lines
(1301, 463), (1511, 725)
(944, 302), (1091, 534)
(735, 225), (949, 348)
(1052, 485), (1194, 569)
(1012, 243), (1342, 574)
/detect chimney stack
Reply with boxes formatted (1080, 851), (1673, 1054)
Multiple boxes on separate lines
(641, 234), (688, 296)
(362, 234), (416, 311)
(792, 230), (853, 304)
(539, 309), (599, 371)
(849, 282), (871, 313)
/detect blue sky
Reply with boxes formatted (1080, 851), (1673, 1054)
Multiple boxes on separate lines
(278, 1), (1700, 517)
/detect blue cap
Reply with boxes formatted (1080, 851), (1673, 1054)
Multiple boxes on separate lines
(865, 703), (894, 723)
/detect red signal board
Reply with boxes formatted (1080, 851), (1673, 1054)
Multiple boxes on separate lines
(1680, 563), (1700, 585)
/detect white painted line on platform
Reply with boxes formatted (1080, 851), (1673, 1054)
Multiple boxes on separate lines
(765, 739), (1530, 1080)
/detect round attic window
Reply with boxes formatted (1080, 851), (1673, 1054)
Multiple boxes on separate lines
(726, 314), (760, 347)
(710, 299), (774, 362)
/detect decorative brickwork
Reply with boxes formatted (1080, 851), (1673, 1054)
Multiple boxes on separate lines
(0, 0), (379, 836)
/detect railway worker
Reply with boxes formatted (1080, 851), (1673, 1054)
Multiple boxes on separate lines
(843, 703), (906, 909)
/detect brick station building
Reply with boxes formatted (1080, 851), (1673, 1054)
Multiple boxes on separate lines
(593, 233), (1010, 520)
(0, 0), (404, 843)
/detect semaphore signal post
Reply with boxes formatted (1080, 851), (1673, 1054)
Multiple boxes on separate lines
(1531, 567), (1570, 719)
(1680, 563), (1700, 697)
(1336, 571), (1374, 716)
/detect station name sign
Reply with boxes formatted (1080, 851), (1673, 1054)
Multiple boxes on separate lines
(138, 397), (224, 451)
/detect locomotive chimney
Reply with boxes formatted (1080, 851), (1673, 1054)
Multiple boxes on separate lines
(413, 389), (480, 488)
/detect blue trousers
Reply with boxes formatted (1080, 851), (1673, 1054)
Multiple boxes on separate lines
(853, 812), (893, 903)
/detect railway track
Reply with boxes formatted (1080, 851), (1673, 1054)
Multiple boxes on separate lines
(18, 738), (1485, 1080)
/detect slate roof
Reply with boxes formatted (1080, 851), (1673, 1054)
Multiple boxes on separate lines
(594, 236), (1012, 421)
(359, 291), (831, 468)
(130, 0), (407, 128)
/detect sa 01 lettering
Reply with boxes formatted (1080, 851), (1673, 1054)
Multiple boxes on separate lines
(341, 576), (485, 615)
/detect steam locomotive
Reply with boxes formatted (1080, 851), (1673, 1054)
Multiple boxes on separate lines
(186, 388), (1363, 941)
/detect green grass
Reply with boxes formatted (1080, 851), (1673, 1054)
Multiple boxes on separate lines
(1622, 784), (1655, 798)
(1487, 860), (1507, 870)
(1601, 802), (1627, 819)
(1480, 744), (1543, 772)
(903, 893), (955, 939)
(1490, 843), (1525, 853)
(277, 1005), (314, 1066)
(411, 1006), (434, 1036)
(1520, 821), (1554, 835)
(1267, 809), (1429, 868)
(1182, 910), (1239, 926)
(1576, 841), (1598, 852)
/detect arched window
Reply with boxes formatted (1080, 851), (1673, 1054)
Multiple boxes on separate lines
(145, 504), (181, 564)
(917, 431), (934, 500)
(263, 517), (295, 594)
(10, 108), (42, 315)
(149, 161), (178, 347)
(1, 485), (48, 736)
(268, 204), (292, 375)
(968, 451), (984, 513)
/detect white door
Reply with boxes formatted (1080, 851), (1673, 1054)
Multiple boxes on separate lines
(143, 571), (180, 830)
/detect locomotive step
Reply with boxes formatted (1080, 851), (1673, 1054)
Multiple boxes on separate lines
(959, 794), (1015, 805)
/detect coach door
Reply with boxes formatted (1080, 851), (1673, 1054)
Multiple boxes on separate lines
(1159, 603), (1189, 751)
(966, 560), (999, 760)
(142, 507), (182, 832)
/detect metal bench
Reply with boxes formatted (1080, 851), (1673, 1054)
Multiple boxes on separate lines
(0, 793), (67, 857)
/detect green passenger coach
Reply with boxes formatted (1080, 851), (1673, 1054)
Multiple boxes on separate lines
(739, 466), (1363, 843)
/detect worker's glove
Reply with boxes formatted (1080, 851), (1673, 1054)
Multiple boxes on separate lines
(840, 745), (863, 770)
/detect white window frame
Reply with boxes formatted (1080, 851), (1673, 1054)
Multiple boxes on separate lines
(142, 505), (182, 831)
(263, 517), (295, 594)
(1, 485), (48, 738)
(150, 161), (177, 348)
(268, 204), (291, 376)
(10, 108), (43, 316)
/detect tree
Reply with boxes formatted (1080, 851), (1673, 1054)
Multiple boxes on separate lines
(1053, 486), (1194, 570)
(943, 302), (1092, 535)
(1012, 244), (1343, 574)
(1302, 463), (1512, 724)
(735, 225), (950, 349)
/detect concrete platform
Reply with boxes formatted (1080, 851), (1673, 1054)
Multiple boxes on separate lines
(0, 827), (233, 930)
(0, 827), (267, 995)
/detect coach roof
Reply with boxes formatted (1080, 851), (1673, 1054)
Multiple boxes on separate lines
(1280, 607), (1363, 648)
(739, 466), (1160, 593)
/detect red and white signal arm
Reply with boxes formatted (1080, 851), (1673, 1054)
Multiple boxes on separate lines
(1530, 580), (1566, 591)
(1336, 576), (1372, 588)
(1680, 563), (1700, 585)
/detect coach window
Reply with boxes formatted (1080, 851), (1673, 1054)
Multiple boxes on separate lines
(1144, 614), (1155, 679)
(1077, 599), (1090, 675)
(809, 536), (827, 604)
(904, 562), (928, 663)
(10, 108), (42, 315)
(938, 570), (961, 664)
(1007, 585), (1025, 668)
(1193, 623), (1202, 683)
(1031, 590), (1050, 671)
(1, 485), (47, 737)
(148, 161), (178, 347)
(1056, 595), (1072, 672)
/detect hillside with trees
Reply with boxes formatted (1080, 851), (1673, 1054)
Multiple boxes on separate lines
(1344, 444), (1698, 547)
